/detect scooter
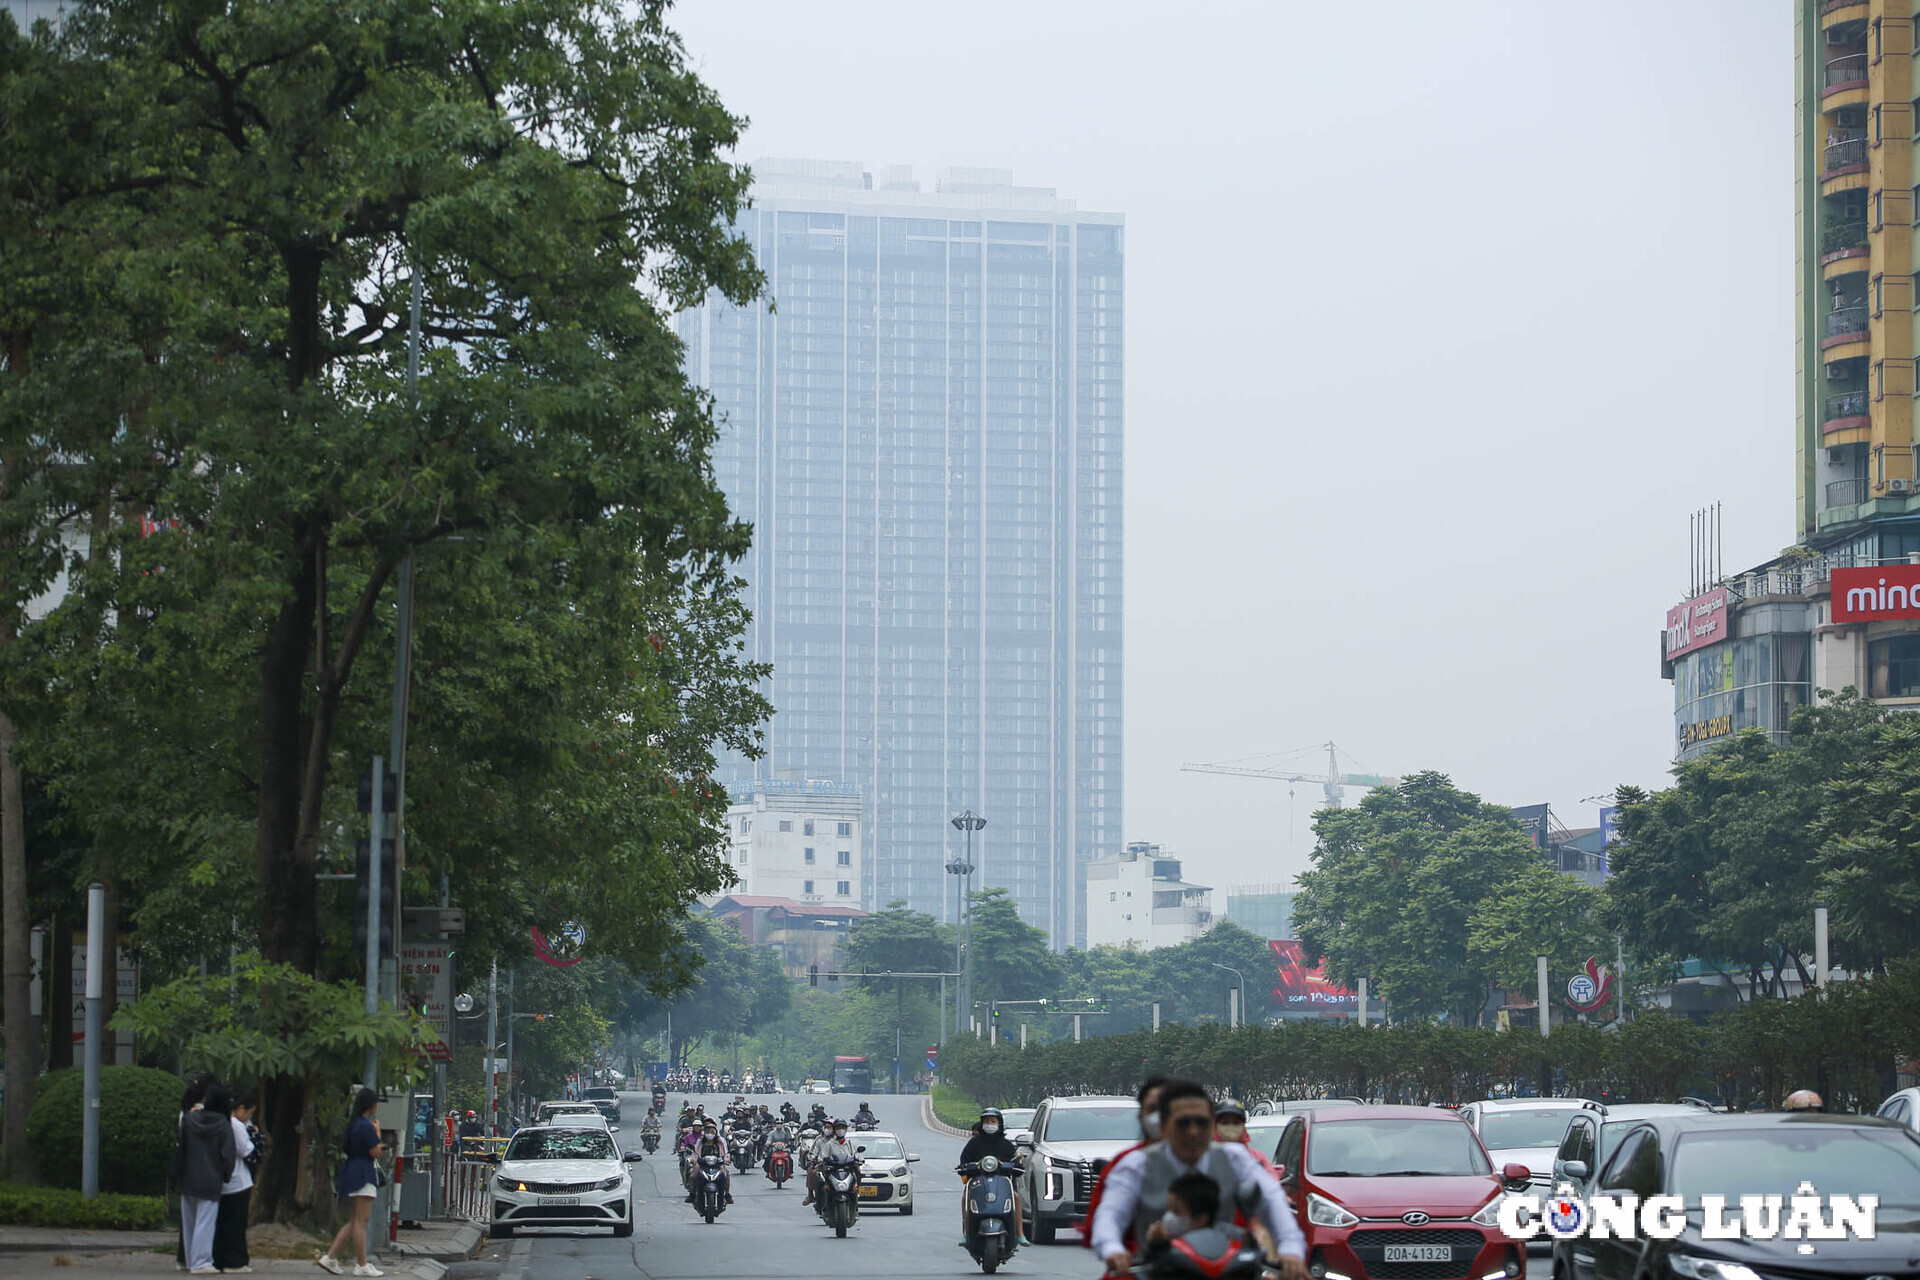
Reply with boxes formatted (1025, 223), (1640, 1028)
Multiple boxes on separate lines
(691, 1153), (728, 1223)
(957, 1156), (1023, 1274)
(1127, 1177), (1281, 1280)
(641, 1129), (660, 1154)
(731, 1131), (753, 1174)
(797, 1127), (821, 1169)
(816, 1160), (861, 1238)
(766, 1139), (794, 1189)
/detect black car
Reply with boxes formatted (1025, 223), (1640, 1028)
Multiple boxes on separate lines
(1553, 1111), (1920, 1280)
(582, 1085), (621, 1123)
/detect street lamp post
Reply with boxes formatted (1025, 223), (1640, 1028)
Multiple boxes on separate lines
(950, 811), (986, 1037)
(943, 854), (973, 1044)
(1212, 963), (1247, 1029)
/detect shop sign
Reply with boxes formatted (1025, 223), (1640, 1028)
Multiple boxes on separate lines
(1664, 587), (1730, 661)
(1680, 714), (1735, 748)
(1831, 564), (1920, 623)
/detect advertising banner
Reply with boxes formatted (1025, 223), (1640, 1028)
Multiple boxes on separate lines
(1511, 804), (1550, 849)
(1664, 586), (1730, 661)
(1831, 564), (1920, 623)
(398, 943), (453, 1061)
(1270, 940), (1358, 1015)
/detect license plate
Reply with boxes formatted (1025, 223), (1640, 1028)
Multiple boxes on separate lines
(1384, 1246), (1451, 1262)
(538, 1196), (581, 1205)
(857, 1184), (879, 1197)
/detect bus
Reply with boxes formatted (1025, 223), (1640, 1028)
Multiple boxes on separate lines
(829, 1055), (873, 1093)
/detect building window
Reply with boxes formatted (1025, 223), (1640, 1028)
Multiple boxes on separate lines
(1109, 892), (1117, 902)
(779, 820), (792, 832)
(836, 821), (853, 837)
(837, 881), (851, 896)
(803, 879), (814, 895)
(1870, 635), (1920, 698)
(804, 819), (815, 836)
(837, 850), (851, 866)
(804, 847), (815, 864)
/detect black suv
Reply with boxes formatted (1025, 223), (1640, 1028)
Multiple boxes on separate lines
(1554, 1110), (1920, 1280)
(582, 1085), (621, 1123)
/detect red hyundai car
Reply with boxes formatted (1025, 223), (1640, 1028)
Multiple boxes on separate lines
(1269, 1105), (1528, 1280)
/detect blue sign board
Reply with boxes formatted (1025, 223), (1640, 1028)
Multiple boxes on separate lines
(1597, 806), (1621, 878)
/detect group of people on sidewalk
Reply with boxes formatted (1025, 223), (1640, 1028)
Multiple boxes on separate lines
(172, 1075), (262, 1275)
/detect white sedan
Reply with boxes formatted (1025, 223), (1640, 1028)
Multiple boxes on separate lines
(490, 1126), (642, 1238)
(851, 1130), (920, 1214)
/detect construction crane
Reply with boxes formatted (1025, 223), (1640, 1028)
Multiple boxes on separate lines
(1181, 742), (1400, 811)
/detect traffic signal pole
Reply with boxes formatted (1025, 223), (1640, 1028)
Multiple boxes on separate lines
(364, 756), (385, 1088)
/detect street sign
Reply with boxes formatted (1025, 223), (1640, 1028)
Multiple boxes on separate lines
(402, 907), (464, 936)
(399, 943), (453, 1060)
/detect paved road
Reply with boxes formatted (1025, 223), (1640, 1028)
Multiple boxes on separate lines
(449, 1090), (1553, 1280)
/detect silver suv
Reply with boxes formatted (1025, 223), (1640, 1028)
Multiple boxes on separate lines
(1014, 1095), (1139, 1244)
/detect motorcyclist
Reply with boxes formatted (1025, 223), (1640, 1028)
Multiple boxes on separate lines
(808, 1101), (829, 1126)
(685, 1117), (734, 1205)
(781, 1101), (801, 1124)
(958, 1107), (1026, 1246)
(1212, 1098), (1280, 1174)
(762, 1121), (796, 1173)
(458, 1109), (484, 1154)
(853, 1100), (878, 1128)
(640, 1111), (662, 1144)
(802, 1118), (860, 1207)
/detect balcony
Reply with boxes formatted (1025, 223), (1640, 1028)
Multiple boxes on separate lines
(1827, 477), (1869, 507)
(1821, 219), (1869, 259)
(1824, 54), (1867, 92)
(1823, 133), (1866, 175)
(1825, 390), (1870, 430)
(1823, 303), (1868, 346)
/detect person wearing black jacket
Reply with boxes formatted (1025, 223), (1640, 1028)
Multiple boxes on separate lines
(957, 1108), (1025, 1247)
(178, 1083), (237, 1274)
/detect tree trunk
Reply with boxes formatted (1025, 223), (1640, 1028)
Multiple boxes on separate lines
(1, 706), (39, 1183)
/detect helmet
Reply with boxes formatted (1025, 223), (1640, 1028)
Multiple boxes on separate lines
(1784, 1089), (1825, 1112)
(1214, 1098), (1248, 1121)
(980, 1107), (1003, 1122)
(465, 1110), (477, 1120)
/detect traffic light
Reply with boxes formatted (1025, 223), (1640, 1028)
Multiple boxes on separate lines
(809, 964), (819, 988)
(356, 767), (398, 814)
(352, 836), (398, 965)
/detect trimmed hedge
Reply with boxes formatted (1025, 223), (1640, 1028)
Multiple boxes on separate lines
(0, 1184), (167, 1229)
(930, 1083), (982, 1130)
(25, 1066), (185, 1196)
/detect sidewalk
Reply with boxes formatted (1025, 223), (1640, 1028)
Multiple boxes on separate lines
(391, 1218), (483, 1263)
(0, 1256), (450, 1279)
(0, 1227), (176, 1253)
(0, 1217), (478, 1269)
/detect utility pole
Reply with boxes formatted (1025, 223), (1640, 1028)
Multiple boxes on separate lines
(81, 883), (104, 1198)
(363, 758), (386, 1089)
(484, 959), (499, 1134)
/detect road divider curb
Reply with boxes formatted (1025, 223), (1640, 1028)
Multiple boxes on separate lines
(921, 1094), (971, 1138)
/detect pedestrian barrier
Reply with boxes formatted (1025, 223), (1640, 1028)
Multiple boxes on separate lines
(446, 1158), (492, 1222)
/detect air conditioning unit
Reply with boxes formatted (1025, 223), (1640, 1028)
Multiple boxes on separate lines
(1837, 107), (1867, 128)
(1891, 478), (1913, 494)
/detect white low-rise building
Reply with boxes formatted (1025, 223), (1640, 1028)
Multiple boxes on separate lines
(708, 781), (864, 909)
(1083, 842), (1215, 951)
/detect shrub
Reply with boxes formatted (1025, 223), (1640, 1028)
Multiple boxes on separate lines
(0, 1184), (167, 1229)
(25, 1065), (186, 1196)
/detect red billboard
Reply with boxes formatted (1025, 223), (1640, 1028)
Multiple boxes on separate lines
(1831, 564), (1920, 624)
(1270, 941), (1358, 1015)
(1664, 586), (1730, 661)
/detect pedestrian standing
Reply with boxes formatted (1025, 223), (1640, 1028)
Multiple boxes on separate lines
(174, 1073), (215, 1271)
(213, 1086), (260, 1273)
(177, 1083), (237, 1275)
(318, 1087), (385, 1277)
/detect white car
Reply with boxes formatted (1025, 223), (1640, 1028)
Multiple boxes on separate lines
(808, 1080), (834, 1095)
(489, 1125), (642, 1239)
(1000, 1108), (1035, 1145)
(1457, 1097), (1592, 1195)
(537, 1101), (604, 1125)
(1878, 1087), (1920, 1133)
(851, 1129), (920, 1213)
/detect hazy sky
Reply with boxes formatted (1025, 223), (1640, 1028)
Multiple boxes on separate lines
(671, 2), (1789, 895)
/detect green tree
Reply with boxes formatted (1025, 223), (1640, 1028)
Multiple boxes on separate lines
(1151, 921), (1279, 1024)
(1815, 710), (1920, 970)
(966, 887), (1061, 1006)
(1466, 857), (1611, 993)
(1294, 772), (1546, 1022)
(1, 0), (768, 1217)
(843, 900), (952, 986)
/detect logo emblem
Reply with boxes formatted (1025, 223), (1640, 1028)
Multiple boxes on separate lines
(1545, 1196), (1586, 1238)
(1402, 1211), (1430, 1226)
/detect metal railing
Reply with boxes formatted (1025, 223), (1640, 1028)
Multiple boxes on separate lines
(1824, 135), (1867, 172)
(446, 1159), (492, 1222)
(1825, 54), (1867, 88)
(1825, 390), (1869, 420)
(1821, 220), (1868, 255)
(1718, 552), (1915, 605)
(1827, 477), (1869, 507)
(1825, 304), (1868, 338)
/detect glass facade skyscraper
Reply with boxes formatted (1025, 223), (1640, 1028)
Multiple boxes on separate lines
(678, 159), (1122, 947)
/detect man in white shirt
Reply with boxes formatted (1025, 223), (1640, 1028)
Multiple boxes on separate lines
(1090, 1079), (1308, 1278)
(214, 1087), (259, 1273)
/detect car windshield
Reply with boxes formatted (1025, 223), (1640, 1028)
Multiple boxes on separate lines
(1002, 1110), (1035, 1129)
(1245, 1120), (1289, 1156)
(543, 1105), (595, 1116)
(505, 1129), (616, 1162)
(1307, 1119), (1492, 1177)
(856, 1136), (904, 1158)
(1669, 1126), (1920, 1203)
(1479, 1109), (1584, 1150)
(1044, 1106), (1140, 1142)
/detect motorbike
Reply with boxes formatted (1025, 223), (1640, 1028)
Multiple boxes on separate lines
(651, 1088), (667, 1112)
(957, 1156), (1023, 1274)
(852, 1118), (878, 1132)
(641, 1129), (660, 1154)
(691, 1153), (728, 1223)
(766, 1140), (794, 1188)
(730, 1131), (753, 1173)
(816, 1159), (861, 1238)
(797, 1127), (821, 1169)
(1128, 1233), (1277, 1280)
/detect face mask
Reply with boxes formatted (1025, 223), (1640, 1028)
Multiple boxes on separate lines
(1161, 1210), (1192, 1237)
(1142, 1112), (1162, 1141)
(982, 1123), (1001, 1135)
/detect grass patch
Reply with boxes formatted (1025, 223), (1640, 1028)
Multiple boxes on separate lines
(931, 1083), (983, 1130)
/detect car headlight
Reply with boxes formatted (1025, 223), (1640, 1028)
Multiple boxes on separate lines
(495, 1174), (516, 1191)
(1306, 1191), (1359, 1228)
(1470, 1194), (1506, 1227)
(891, 1164), (908, 1177)
(1669, 1257), (1764, 1280)
(598, 1174), (626, 1191)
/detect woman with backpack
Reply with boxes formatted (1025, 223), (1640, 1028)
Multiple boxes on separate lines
(213, 1086), (261, 1273)
(177, 1083), (237, 1275)
(318, 1087), (385, 1277)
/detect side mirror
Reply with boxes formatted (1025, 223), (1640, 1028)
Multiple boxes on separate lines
(855, 1145), (867, 1154)
(1014, 1134), (1034, 1147)
(1561, 1160), (1590, 1182)
(623, 1151), (644, 1162)
(907, 1154), (921, 1162)
(1502, 1162), (1532, 1189)
(609, 1126), (620, 1132)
